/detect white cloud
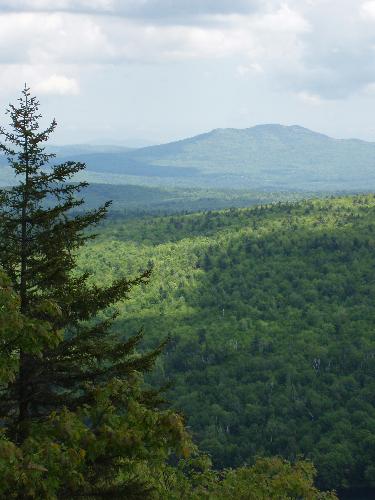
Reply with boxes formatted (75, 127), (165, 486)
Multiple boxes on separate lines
(0, 6), (309, 65)
(0, 0), (114, 11)
(360, 1), (375, 20)
(0, 0), (258, 18)
(237, 63), (264, 77)
(35, 74), (79, 95)
(0, 13), (114, 64)
(0, 1), (373, 101)
(252, 4), (309, 33)
(107, 4), (310, 63)
(297, 91), (323, 105)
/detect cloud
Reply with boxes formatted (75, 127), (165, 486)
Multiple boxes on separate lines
(112, 0), (261, 22)
(297, 91), (323, 106)
(0, 64), (80, 100)
(237, 63), (264, 77)
(35, 74), (79, 95)
(0, 12), (114, 64)
(285, 0), (375, 99)
(0, 1), (374, 101)
(363, 81), (375, 95)
(0, 5), (309, 64)
(0, 0), (113, 12)
(0, 0), (261, 20)
(360, 1), (375, 20)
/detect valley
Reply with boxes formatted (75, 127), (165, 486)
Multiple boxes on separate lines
(78, 194), (375, 496)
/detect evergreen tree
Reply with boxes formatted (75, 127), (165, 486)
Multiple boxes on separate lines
(0, 86), (191, 497)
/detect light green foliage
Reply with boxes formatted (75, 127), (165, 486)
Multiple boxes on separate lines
(141, 456), (337, 499)
(211, 458), (337, 500)
(78, 194), (375, 493)
(0, 380), (193, 498)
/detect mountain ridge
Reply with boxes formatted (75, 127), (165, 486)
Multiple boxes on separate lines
(2, 124), (375, 190)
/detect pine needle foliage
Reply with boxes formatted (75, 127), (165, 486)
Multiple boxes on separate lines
(0, 86), (192, 497)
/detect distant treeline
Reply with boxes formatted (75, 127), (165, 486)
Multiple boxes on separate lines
(81, 183), (322, 216)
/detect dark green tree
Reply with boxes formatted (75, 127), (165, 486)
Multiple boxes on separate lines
(0, 86), (192, 497)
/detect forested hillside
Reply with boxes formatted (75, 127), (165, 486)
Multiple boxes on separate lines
(78, 194), (375, 496)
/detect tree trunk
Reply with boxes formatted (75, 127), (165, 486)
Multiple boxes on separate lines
(17, 104), (31, 442)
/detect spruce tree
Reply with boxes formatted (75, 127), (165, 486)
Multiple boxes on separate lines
(0, 86), (191, 497)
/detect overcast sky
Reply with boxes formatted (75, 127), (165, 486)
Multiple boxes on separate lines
(1, 0), (375, 145)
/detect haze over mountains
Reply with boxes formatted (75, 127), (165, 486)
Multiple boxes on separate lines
(2, 124), (375, 191)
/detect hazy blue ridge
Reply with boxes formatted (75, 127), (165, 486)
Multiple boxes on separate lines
(2, 124), (375, 190)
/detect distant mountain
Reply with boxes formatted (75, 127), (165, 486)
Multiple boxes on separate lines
(2, 125), (375, 190)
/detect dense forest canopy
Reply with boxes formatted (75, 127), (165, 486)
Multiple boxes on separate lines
(78, 194), (375, 495)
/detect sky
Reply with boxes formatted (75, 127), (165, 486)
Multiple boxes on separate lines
(1, 0), (375, 145)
